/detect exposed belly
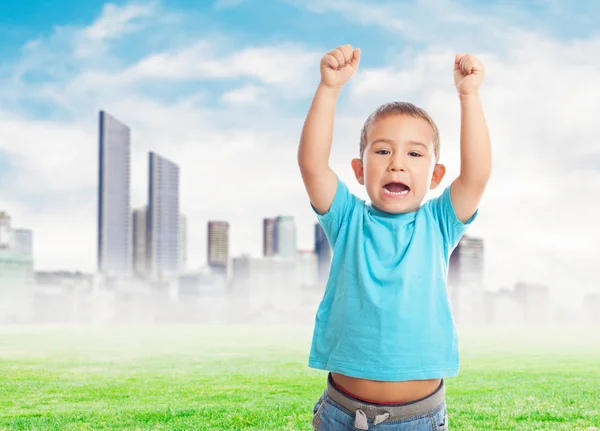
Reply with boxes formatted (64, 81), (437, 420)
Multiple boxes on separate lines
(331, 372), (442, 404)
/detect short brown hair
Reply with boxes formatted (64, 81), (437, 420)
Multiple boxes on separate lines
(359, 102), (440, 162)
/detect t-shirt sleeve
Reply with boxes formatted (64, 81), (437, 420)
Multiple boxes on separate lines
(427, 183), (478, 251)
(310, 176), (356, 248)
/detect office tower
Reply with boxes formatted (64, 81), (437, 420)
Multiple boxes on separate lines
(147, 152), (180, 279)
(97, 110), (131, 276)
(263, 218), (277, 257)
(208, 221), (229, 275)
(132, 206), (147, 277)
(276, 216), (296, 259)
(314, 223), (331, 284)
(448, 235), (485, 324)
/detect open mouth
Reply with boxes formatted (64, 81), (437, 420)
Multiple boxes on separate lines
(383, 182), (410, 196)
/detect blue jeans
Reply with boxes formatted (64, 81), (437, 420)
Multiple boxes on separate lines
(312, 373), (449, 430)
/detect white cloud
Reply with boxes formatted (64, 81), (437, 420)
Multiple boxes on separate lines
(83, 2), (157, 43)
(124, 42), (320, 86)
(1, 37), (320, 120)
(0, 112), (96, 193)
(286, 0), (501, 45)
(221, 85), (266, 104)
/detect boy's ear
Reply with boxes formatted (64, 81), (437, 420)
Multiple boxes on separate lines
(429, 163), (446, 189)
(351, 158), (364, 185)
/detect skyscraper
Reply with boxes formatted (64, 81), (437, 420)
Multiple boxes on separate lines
(448, 235), (485, 324)
(314, 223), (331, 284)
(97, 110), (131, 276)
(208, 221), (229, 275)
(276, 216), (296, 259)
(132, 206), (147, 277)
(263, 218), (277, 257)
(147, 152), (180, 279)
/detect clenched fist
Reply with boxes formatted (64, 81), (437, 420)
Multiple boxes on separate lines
(320, 44), (361, 90)
(454, 53), (485, 96)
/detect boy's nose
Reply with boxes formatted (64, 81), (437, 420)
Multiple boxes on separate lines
(389, 157), (406, 171)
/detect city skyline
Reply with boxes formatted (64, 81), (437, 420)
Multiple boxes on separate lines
(3, 203), (599, 325)
(1, 1), (599, 307)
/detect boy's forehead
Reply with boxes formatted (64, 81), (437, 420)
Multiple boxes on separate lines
(367, 115), (435, 146)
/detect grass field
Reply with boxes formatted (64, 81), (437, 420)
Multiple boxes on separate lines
(0, 324), (598, 430)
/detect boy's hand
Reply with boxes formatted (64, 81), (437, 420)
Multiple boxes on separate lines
(320, 44), (361, 90)
(454, 53), (484, 96)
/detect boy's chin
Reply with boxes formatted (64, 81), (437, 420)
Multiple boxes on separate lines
(372, 198), (413, 214)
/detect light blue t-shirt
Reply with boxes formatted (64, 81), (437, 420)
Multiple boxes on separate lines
(308, 177), (478, 381)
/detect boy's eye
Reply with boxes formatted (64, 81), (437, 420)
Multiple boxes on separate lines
(409, 152), (421, 157)
(376, 150), (390, 155)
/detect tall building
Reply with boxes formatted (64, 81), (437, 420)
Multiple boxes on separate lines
(263, 218), (277, 257)
(179, 214), (187, 273)
(276, 216), (296, 259)
(314, 223), (331, 284)
(207, 221), (229, 275)
(132, 207), (147, 277)
(13, 229), (33, 257)
(97, 110), (131, 276)
(448, 235), (485, 324)
(147, 152), (180, 279)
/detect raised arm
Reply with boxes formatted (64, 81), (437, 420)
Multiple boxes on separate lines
(450, 53), (492, 224)
(298, 44), (360, 215)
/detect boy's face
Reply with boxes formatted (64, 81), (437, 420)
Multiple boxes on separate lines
(351, 114), (446, 214)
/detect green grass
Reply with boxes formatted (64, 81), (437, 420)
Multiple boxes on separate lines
(0, 324), (599, 430)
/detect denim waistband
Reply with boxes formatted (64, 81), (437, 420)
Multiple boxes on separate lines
(326, 372), (445, 422)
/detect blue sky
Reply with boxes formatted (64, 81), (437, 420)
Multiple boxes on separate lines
(1, 0), (599, 305)
(1, 0), (599, 64)
(0, 0), (598, 119)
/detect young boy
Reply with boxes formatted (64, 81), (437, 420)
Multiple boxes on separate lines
(298, 44), (490, 430)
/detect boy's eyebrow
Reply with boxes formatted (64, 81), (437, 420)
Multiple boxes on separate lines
(371, 138), (429, 150)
